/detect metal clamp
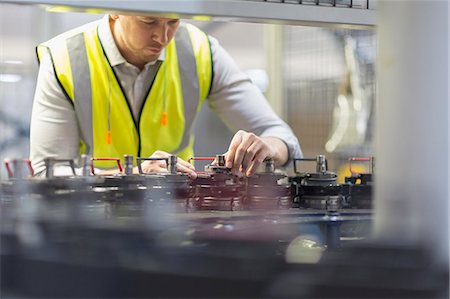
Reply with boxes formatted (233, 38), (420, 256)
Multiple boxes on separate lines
(136, 155), (177, 175)
(188, 156), (215, 163)
(189, 155), (229, 174)
(45, 157), (76, 179)
(4, 158), (34, 179)
(293, 155), (328, 174)
(90, 157), (123, 175)
(348, 156), (374, 175)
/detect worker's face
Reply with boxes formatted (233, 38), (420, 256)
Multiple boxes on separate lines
(112, 15), (180, 63)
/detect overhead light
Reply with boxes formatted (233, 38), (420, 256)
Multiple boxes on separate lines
(3, 60), (23, 65)
(0, 74), (22, 83)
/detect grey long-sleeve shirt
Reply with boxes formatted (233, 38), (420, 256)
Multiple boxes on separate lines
(30, 16), (302, 175)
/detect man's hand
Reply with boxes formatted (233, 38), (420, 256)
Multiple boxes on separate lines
(137, 150), (197, 178)
(225, 130), (288, 177)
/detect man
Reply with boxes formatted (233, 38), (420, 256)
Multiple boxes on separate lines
(30, 14), (302, 178)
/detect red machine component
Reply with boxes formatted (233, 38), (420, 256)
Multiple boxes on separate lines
(4, 159), (34, 178)
(188, 156), (215, 175)
(90, 157), (123, 175)
(348, 157), (374, 177)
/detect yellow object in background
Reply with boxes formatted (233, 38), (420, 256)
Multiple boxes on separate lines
(337, 163), (368, 184)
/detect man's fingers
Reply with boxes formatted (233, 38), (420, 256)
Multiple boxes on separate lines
(241, 142), (260, 174)
(246, 149), (268, 177)
(226, 131), (243, 169)
(138, 151), (196, 178)
(177, 163), (197, 179)
(232, 133), (256, 175)
(177, 157), (195, 170)
(176, 157), (196, 178)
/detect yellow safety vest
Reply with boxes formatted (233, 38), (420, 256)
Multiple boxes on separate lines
(37, 20), (212, 168)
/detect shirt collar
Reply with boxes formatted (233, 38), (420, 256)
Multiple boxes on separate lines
(97, 15), (165, 68)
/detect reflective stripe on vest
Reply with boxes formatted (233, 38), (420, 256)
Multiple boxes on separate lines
(67, 33), (93, 155)
(37, 21), (212, 168)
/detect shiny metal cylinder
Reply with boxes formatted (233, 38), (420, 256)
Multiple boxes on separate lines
(44, 157), (54, 179)
(316, 155), (327, 173)
(124, 155), (134, 175)
(264, 159), (275, 173)
(167, 155), (177, 174)
(81, 154), (91, 177)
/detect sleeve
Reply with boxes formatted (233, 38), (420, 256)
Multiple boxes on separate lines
(206, 36), (303, 166)
(29, 52), (81, 176)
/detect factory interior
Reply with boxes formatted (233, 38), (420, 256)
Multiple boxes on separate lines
(0, 0), (449, 298)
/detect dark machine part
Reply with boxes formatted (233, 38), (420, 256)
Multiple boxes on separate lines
(110, 155), (193, 213)
(2, 155), (193, 219)
(345, 157), (374, 209)
(202, 154), (229, 174)
(190, 155), (242, 211)
(267, 243), (448, 299)
(0, 202), (373, 299)
(2, 156), (103, 200)
(124, 154), (134, 175)
(0, 154), (379, 298)
(293, 155), (344, 211)
(244, 159), (292, 210)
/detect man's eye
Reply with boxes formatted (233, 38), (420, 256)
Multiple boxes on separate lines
(142, 20), (156, 25)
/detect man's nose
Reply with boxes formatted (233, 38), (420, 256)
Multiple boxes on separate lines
(152, 24), (169, 45)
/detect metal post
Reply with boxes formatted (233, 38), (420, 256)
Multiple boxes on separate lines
(167, 155), (178, 174)
(124, 155), (134, 175)
(376, 1), (449, 265)
(81, 154), (90, 177)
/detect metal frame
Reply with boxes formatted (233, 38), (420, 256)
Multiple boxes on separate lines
(1, 0), (376, 28)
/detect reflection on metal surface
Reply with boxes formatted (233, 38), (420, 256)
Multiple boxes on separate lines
(326, 35), (371, 154)
(285, 235), (324, 264)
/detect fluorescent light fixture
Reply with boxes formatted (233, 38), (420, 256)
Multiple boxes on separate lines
(3, 60), (24, 65)
(0, 74), (22, 83)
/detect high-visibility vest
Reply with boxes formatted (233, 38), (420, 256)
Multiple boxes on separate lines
(37, 20), (212, 168)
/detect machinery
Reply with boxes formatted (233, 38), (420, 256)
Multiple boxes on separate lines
(291, 155), (344, 211)
(344, 156), (374, 209)
(0, 155), (447, 298)
(0, 0), (448, 297)
(1, 154), (447, 298)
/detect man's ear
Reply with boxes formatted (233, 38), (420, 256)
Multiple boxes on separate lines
(110, 15), (119, 21)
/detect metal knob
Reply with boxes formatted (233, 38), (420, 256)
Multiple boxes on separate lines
(4, 159), (34, 179)
(264, 159), (275, 173)
(216, 154), (226, 167)
(316, 155), (327, 173)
